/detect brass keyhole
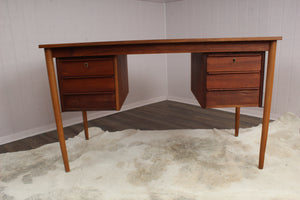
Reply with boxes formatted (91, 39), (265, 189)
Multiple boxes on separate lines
(84, 62), (88, 68)
(233, 58), (236, 63)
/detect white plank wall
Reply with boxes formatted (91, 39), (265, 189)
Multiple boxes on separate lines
(166, 0), (300, 119)
(0, 0), (167, 144)
(1, 0), (299, 144)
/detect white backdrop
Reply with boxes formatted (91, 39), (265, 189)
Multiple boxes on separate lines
(166, 0), (300, 119)
(0, 0), (167, 144)
(1, 0), (299, 144)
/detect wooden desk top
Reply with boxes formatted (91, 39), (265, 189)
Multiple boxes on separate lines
(39, 37), (282, 58)
(39, 37), (282, 49)
(40, 36), (281, 171)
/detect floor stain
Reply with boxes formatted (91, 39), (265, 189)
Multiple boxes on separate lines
(116, 161), (125, 168)
(22, 174), (33, 184)
(127, 134), (257, 188)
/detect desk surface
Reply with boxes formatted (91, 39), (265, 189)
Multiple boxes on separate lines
(39, 36), (282, 172)
(39, 37), (282, 58)
(39, 36), (282, 49)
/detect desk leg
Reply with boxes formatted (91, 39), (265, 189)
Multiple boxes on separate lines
(44, 48), (70, 172)
(259, 41), (277, 169)
(82, 111), (89, 140)
(235, 107), (240, 137)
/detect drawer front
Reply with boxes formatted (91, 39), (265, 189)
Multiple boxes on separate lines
(58, 57), (114, 77)
(206, 73), (260, 90)
(207, 54), (262, 73)
(206, 90), (260, 108)
(62, 78), (115, 93)
(62, 94), (116, 111)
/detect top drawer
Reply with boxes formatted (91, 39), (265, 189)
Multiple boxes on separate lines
(207, 54), (262, 73)
(57, 57), (114, 77)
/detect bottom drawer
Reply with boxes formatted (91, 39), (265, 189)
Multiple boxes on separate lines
(62, 94), (116, 111)
(205, 90), (260, 108)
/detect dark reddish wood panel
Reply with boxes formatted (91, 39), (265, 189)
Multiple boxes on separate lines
(207, 54), (262, 73)
(259, 52), (266, 107)
(191, 53), (207, 107)
(61, 78), (115, 93)
(206, 73), (261, 90)
(62, 94), (116, 111)
(50, 42), (270, 58)
(114, 55), (129, 110)
(57, 57), (114, 77)
(205, 90), (260, 108)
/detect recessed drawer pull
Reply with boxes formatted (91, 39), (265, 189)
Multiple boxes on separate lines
(58, 57), (114, 77)
(206, 55), (261, 72)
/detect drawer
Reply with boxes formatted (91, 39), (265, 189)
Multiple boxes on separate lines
(207, 54), (262, 73)
(205, 90), (260, 108)
(62, 78), (115, 93)
(62, 94), (116, 111)
(206, 73), (260, 90)
(57, 57), (114, 77)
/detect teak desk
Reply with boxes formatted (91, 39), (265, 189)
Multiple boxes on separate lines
(39, 37), (282, 172)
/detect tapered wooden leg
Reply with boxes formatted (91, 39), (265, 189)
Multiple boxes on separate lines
(82, 111), (89, 140)
(44, 48), (70, 172)
(259, 41), (277, 169)
(235, 107), (240, 137)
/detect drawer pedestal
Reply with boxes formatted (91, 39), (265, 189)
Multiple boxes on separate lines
(191, 53), (265, 108)
(39, 37), (281, 172)
(56, 55), (128, 111)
